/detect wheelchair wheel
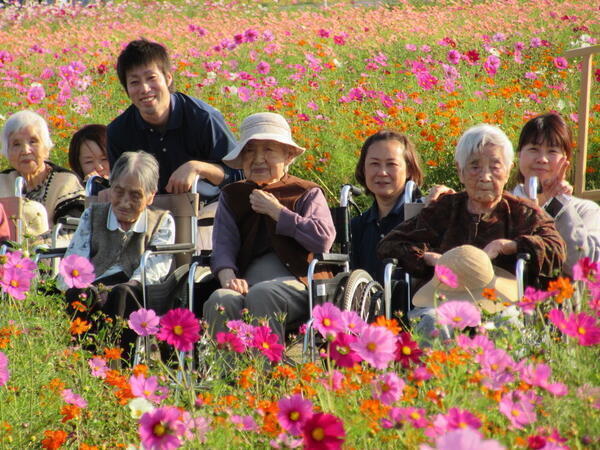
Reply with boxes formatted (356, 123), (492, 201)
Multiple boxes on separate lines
(342, 269), (384, 322)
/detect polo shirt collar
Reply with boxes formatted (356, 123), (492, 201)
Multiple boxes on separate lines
(107, 205), (147, 233)
(365, 194), (406, 223)
(133, 93), (182, 131)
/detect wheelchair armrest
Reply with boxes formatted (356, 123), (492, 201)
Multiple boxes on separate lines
(517, 252), (531, 262)
(148, 243), (195, 253)
(192, 250), (212, 266)
(313, 253), (349, 263)
(34, 246), (68, 261)
(57, 216), (81, 227)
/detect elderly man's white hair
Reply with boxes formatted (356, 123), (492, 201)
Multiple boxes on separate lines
(1, 110), (54, 157)
(454, 124), (513, 170)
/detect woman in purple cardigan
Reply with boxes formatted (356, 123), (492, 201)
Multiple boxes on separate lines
(203, 113), (336, 343)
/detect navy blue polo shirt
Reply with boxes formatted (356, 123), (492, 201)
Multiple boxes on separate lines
(350, 188), (422, 283)
(107, 92), (241, 194)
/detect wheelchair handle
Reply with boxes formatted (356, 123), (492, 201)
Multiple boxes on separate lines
(527, 176), (538, 202)
(404, 180), (416, 204)
(340, 184), (362, 207)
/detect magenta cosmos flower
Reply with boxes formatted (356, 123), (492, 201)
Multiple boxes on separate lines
(350, 325), (396, 370)
(521, 363), (567, 396)
(130, 373), (169, 403)
(59, 254), (95, 289)
(61, 389), (87, 408)
(4, 251), (36, 278)
(157, 308), (200, 352)
(328, 332), (361, 368)
(430, 407), (482, 436)
(277, 394), (314, 436)
(572, 257), (599, 282)
(395, 331), (423, 368)
(0, 351), (9, 386)
(421, 427), (505, 450)
(312, 302), (344, 338)
(371, 372), (405, 405)
(139, 406), (186, 450)
(302, 413), (345, 450)
(435, 265), (458, 288)
(437, 301), (481, 330)
(251, 326), (284, 362)
(216, 332), (246, 353)
(129, 308), (160, 337)
(498, 391), (538, 429)
(1, 267), (31, 300)
(562, 312), (600, 346)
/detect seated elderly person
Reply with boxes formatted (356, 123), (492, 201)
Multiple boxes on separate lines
(203, 112), (336, 343)
(0, 111), (85, 236)
(377, 124), (566, 306)
(59, 151), (174, 355)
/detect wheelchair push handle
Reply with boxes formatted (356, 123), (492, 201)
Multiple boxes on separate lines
(527, 176), (538, 202)
(404, 180), (417, 204)
(340, 184), (362, 207)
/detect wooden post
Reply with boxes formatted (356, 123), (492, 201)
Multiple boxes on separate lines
(564, 45), (599, 200)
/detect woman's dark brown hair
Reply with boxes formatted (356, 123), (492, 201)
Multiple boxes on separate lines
(516, 113), (573, 182)
(355, 129), (424, 196)
(68, 124), (108, 179)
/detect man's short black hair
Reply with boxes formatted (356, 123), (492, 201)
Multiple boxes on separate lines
(116, 39), (173, 93)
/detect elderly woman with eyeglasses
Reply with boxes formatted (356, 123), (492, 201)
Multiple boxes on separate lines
(203, 112), (336, 343)
(0, 110), (85, 235)
(377, 124), (566, 289)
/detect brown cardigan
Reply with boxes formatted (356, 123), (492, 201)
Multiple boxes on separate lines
(221, 174), (332, 285)
(377, 191), (566, 282)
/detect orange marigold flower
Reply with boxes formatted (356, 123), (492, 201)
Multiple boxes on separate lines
(47, 378), (66, 393)
(360, 399), (390, 421)
(60, 404), (81, 423)
(300, 362), (322, 382)
(41, 430), (68, 449)
(426, 388), (445, 407)
(70, 301), (87, 312)
(79, 444), (99, 450)
(239, 366), (256, 389)
(547, 277), (574, 304)
(132, 364), (148, 377)
(273, 365), (297, 380)
(103, 348), (123, 360)
(482, 288), (498, 301)
(373, 316), (401, 335)
(69, 318), (91, 335)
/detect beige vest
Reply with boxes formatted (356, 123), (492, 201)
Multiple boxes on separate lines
(90, 203), (168, 278)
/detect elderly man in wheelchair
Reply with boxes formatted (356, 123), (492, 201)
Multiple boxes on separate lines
(58, 151), (175, 357)
(376, 124), (566, 336)
(203, 112), (336, 343)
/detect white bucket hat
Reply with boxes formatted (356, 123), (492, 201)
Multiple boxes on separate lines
(412, 245), (518, 314)
(223, 112), (305, 169)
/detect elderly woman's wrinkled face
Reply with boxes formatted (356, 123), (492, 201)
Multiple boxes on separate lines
(7, 126), (49, 176)
(110, 173), (155, 230)
(241, 139), (293, 185)
(459, 143), (510, 207)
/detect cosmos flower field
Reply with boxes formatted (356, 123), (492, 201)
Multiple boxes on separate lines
(0, 1), (599, 448)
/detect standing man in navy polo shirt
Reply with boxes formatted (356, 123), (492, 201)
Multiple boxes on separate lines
(107, 39), (239, 196)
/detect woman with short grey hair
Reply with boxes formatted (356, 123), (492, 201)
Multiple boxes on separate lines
(454, 124), (514, 171)
(0, 110), (85, 234)
(59, 151), (175, 360)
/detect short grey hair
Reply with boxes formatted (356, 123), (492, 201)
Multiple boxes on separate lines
(110, 151), (159, 194)
(454, 124), (513, 170)
(1, 110), (53, 157)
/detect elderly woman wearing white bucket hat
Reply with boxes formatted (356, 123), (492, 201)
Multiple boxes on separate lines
(203, 112), (336, 343)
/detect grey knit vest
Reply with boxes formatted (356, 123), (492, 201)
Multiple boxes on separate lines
(89, 203), (168, 278)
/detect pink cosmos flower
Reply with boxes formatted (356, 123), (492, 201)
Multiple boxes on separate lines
(572, 257), (598, 282)
(318, 369), (344, 392)
(181, 413), (210, 443)
(371, 372), (405, 405)
(524, 71), (538, 80)
(277, 394), (314, 436)
(0, 352), (9, 386)
(4, 251), (36, 276)
(26, 83), (45, 104)
(430, 408), (482, 437)
(384, 407), (428, 429)
(350, 325), (396, 370)
(328, 332), (361, 368)
(548, 308), (567, 333)
(59, 254), (95, 289)
(498, 391), (537, 429)
(237, 86), (252, 102)
(61, 389), (87, 408)
(395, 332), (423, 368)
(226, 320), (255, 345)
(518, 287), (552, 315)
(333, 35), (346, 45)
(256, 61), (271, 75)
(553, 57), (568, 70)
(435, 265), (458, 288)
(480, 348), (516, 390)
(128, 308), (160, 336)
(88, 357), (108, 379)
(251, 326), (283, 362)
(312, 302), (344, 338)
(130, 374), (169, 403)
(421, 427), (505, 450)
(302, 413), (345, 450)
(340, 310), (366, 335)
(230, 414), (258, 431)
(157, 308), (201, 352)
(436, 301), (481, 330)
(216, 332), (246, 353)
(413, 365), (433, 381)
(1, 268), (31, 300)
(483, 55), (501, 76)
(139, 406), (186, 450)
(447, 50), (461, 65)
(270, 432), (303, 449)
(530, 37), (542, 48)
(317, 29), (330, 38)
(562, 312), (600, 346)
(521, 363), (567, 396)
